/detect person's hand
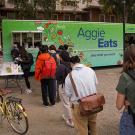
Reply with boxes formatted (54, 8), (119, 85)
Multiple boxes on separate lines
(15, 57), (22, 62)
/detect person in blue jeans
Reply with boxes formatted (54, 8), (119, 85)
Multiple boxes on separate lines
(116, 45), (135, 135)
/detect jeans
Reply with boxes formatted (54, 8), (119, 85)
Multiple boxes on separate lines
(40, 79), (56, 105)
(120, 111), (135, 135)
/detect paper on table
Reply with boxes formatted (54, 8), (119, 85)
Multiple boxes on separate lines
(0, 62), (23, 76)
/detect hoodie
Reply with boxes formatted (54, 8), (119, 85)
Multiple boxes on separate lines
(56, 61), (71, 84)
(35, 53), (51, 80)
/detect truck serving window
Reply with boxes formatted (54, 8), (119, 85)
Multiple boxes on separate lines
(12, 32), (42, 49)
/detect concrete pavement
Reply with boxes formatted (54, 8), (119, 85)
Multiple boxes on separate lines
(0, 67), (122, 135)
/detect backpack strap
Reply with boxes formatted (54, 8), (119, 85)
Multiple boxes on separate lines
(69, 73), (79, 97)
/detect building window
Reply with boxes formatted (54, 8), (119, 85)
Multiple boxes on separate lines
(7, 0), (14, 3)
(75, 15), (81, 21)
(7, 12), (15, 19)
(64, 14), (70, 21)
(89, 11), (92, 21)
(99, 14), (105, 22)
(52, 14), (58, 20)
(82, 0), (85, 4)
(110, 15), (115, 22)
(0, 11), (7, 17)
(66, 1), (76, 6)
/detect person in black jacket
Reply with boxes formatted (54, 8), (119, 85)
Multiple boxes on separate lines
(18, 47), (33, 94)
(11, 44), (19, 60)
(56, 51), (74, 127)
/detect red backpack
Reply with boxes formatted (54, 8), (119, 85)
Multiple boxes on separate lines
(41, 56), (56, 79)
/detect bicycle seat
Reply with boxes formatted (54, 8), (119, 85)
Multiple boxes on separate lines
(0, 89), (12, 96)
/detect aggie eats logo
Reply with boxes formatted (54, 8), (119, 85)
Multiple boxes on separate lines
(77, 27), (118, 48)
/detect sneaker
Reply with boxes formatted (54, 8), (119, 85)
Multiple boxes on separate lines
(62, 114), (67, 122)
(66, 120), (74, 128)
(25, 89), (32, 94)
(62, 115), (74, 128)
(43, 103), (49, 107)
(43, 104), (49, 108)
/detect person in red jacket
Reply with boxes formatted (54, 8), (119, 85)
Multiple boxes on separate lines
(35, 45), (56, 106)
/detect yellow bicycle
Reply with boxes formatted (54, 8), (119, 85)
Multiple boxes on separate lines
(0, 89), (29, 135)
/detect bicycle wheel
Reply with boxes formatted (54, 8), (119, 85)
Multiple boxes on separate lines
(6, 101), (29, 135)
(0, 95), (3, 123)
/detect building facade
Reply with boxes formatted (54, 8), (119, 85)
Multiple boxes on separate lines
(0, 0), (117, 48)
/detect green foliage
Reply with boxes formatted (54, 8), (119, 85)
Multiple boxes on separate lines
(9, 0), (57, 19)
(99, 0), (135, 23)
(36, 0), (56, 19)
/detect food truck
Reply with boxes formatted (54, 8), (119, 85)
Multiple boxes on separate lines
(2, 19), (135, 71)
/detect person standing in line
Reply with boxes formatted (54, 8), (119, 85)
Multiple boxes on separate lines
(64, 44), (69, 51)
(36, 42), (42, 60)
(49, 45), (61, 102)
(65, 56), (98, 135)
(49, 45), (59, 65)
(35, 45), (56, 106)
(56, 45), (65, 62)
(64, 44), (70, 56)
(11, 44), (19, 61)
(56, 51), (74, 127)
(116, 45), (135, 135)
(18, 46), (33, 94)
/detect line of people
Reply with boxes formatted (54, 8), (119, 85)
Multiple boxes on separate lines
(11, 43), (135, 135)
(35, 44), (135, 135)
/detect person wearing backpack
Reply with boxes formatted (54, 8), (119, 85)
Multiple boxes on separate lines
(18, 46), (33, 94)
(49, 45), (59, 65)
(65, 56), (98, 135)
(116, 45), (135, 135)
(35, 45), (56, 106)
(56, 51), (74, 127)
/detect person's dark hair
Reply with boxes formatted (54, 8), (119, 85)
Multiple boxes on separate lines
(59, 51), (70, 62)
(58, 45), (65, 51)
(129, 36), (134, 45)
(123, 45), (135, 71)
(49, 45), (56, 51)
(70, 55), (80, 64)
(40, 45), (48, 53)
(19, 46), (27, 57)
(64, 44), (68, 50)
(36, 42), (42, 48)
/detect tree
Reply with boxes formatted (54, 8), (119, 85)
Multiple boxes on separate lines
(99, 0), (135, 23)
(8, 0), (35, 19)
(34, 0), (57, 20)
(8, 0), (57, 20)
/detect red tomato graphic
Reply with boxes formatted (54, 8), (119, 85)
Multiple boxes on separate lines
(57, 30), (63, 35)
(44, 24), (49, 28)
